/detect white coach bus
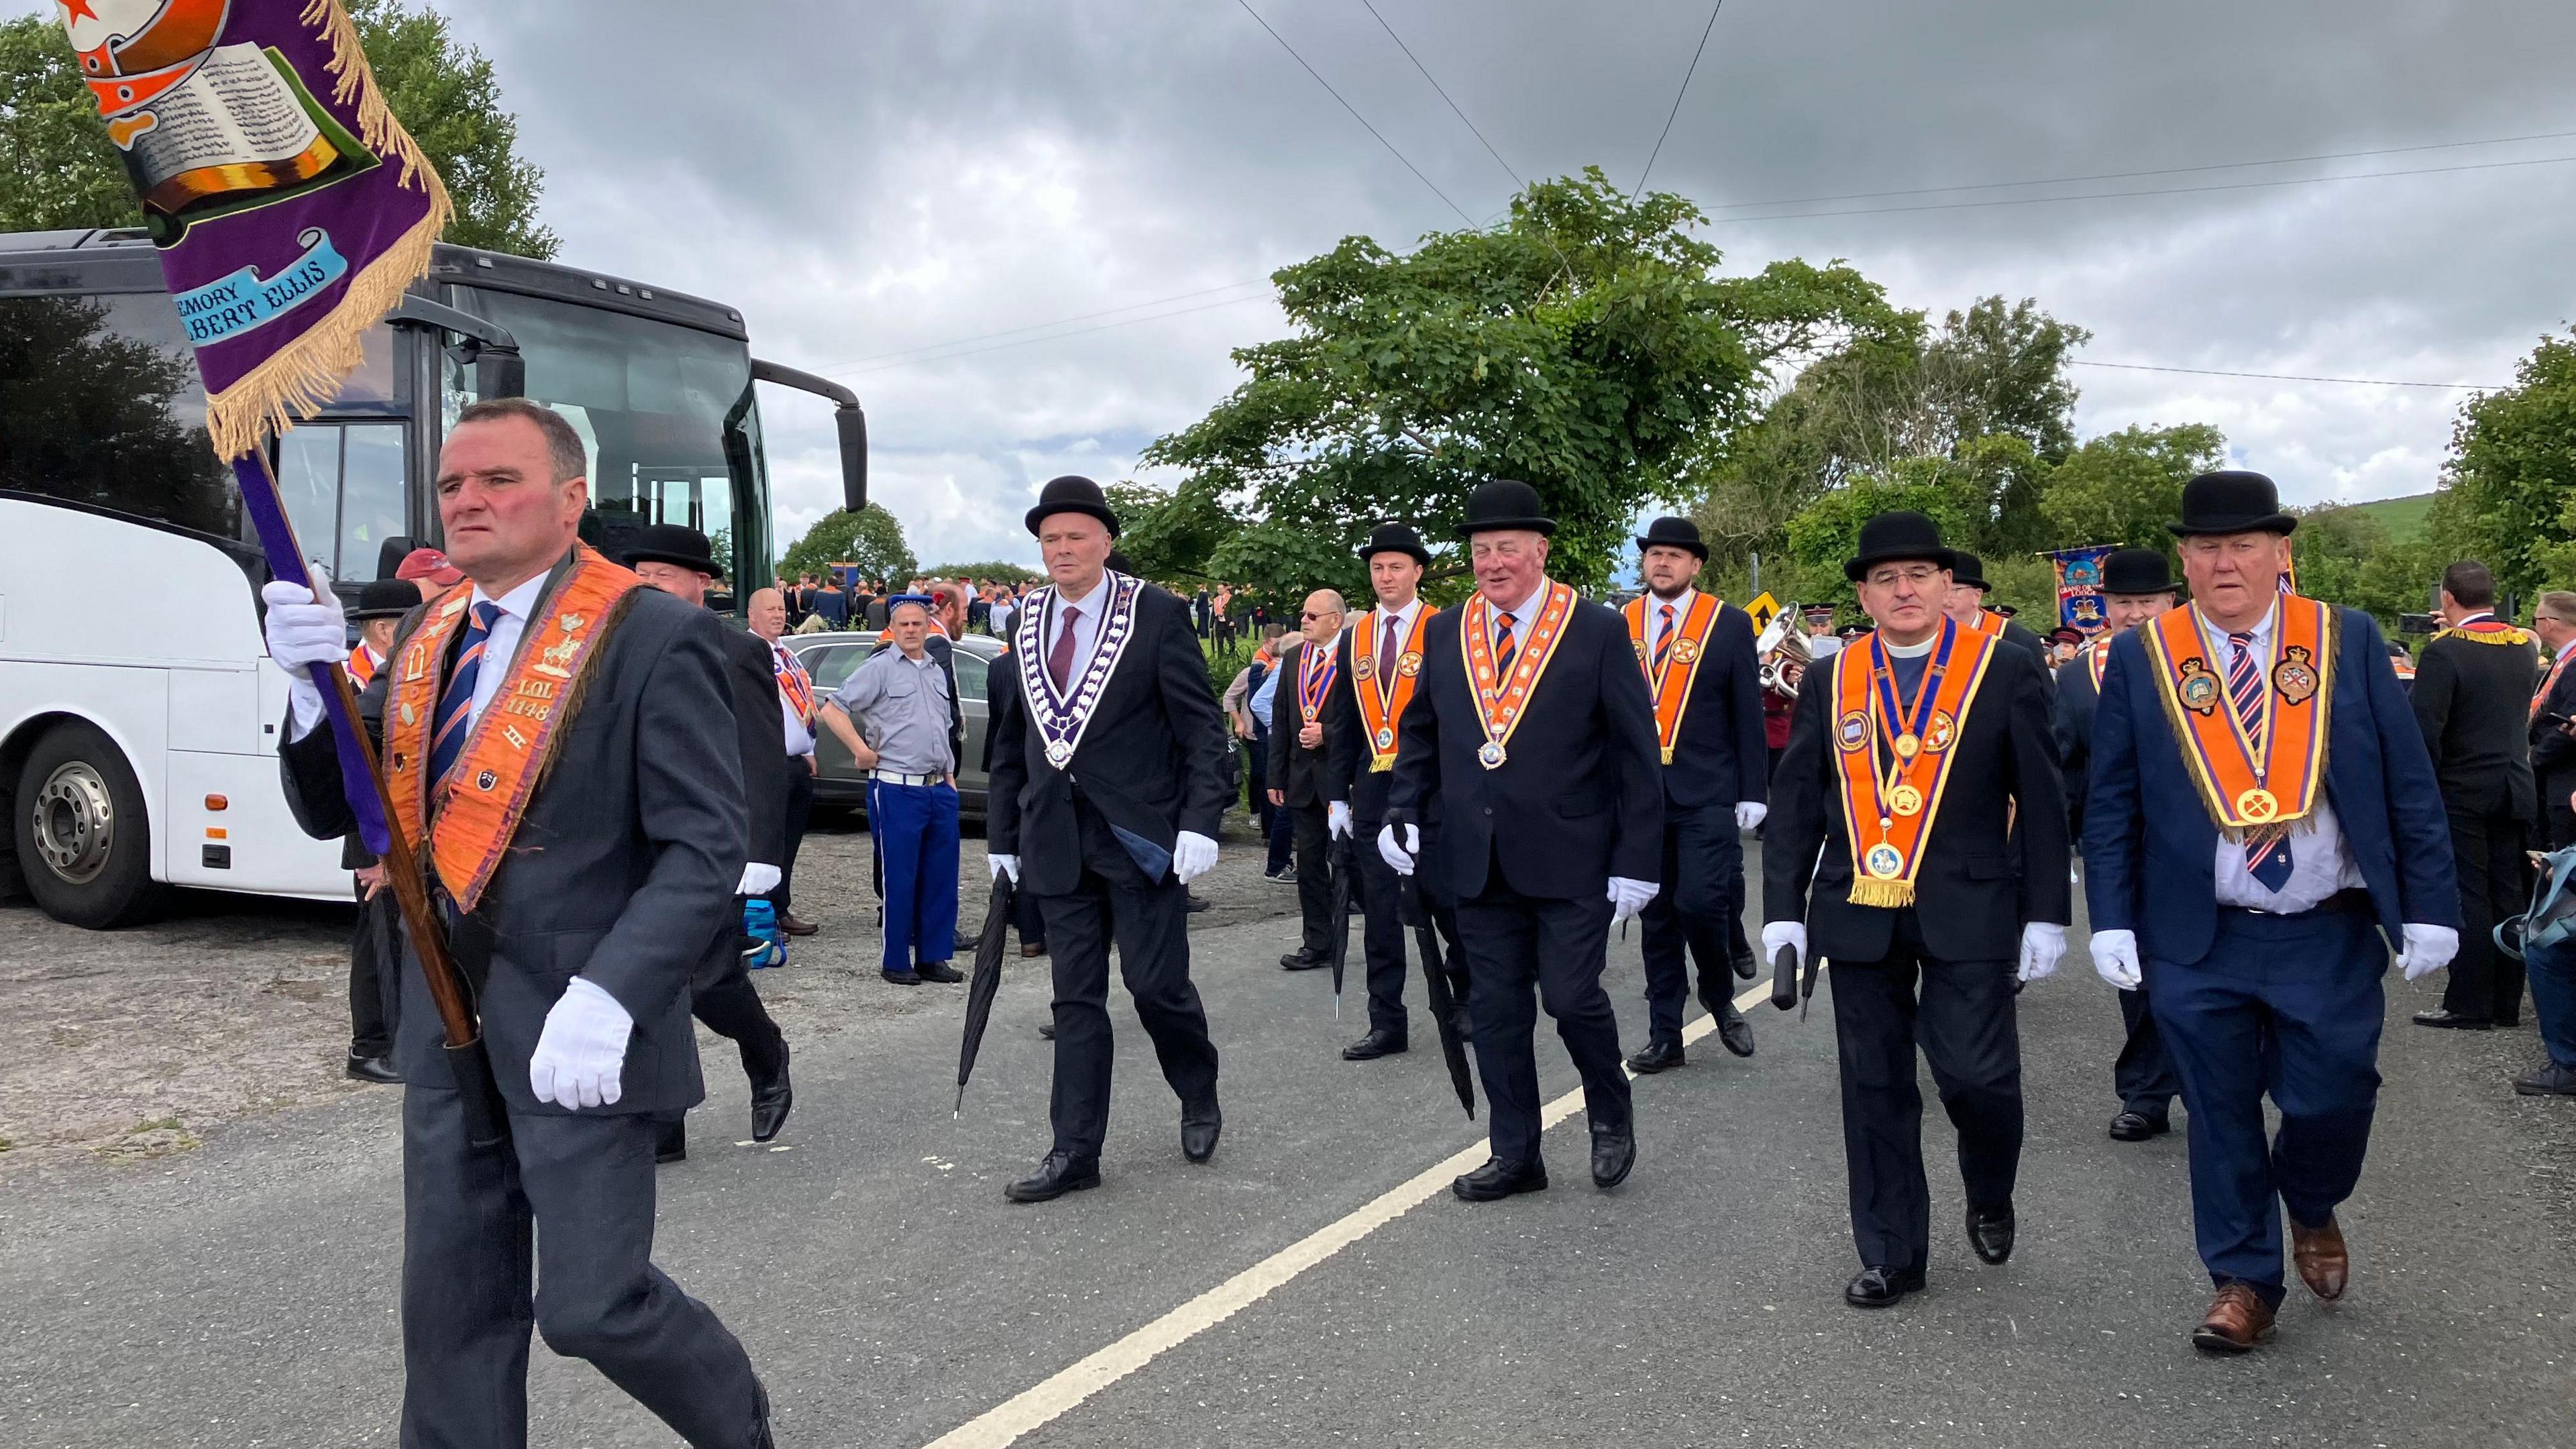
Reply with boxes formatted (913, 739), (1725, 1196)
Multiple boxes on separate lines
(0, 229), (866, 927)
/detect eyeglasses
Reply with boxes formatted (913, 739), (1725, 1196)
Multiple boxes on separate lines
(1864, 566), (1945, 589)
(1301, 611), (1340, 622)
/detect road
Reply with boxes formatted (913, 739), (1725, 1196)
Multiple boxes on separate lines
(3, 839), (2572, 1447)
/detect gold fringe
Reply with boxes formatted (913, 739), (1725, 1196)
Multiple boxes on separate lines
(2434, 625), (2533, 647)
(205, 1), (453, 459)
(1847, 877), (1914, 909)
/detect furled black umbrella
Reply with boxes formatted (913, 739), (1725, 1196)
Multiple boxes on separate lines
(955, 874), (1017, 1117)
(1327, 834), (1357, 1018)
(1401, 874), (1477, 1120)
(1768, 943), (1823, 1019)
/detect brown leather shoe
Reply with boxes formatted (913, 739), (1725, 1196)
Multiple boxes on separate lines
(2191, 1283), (2275, 1352)
(2291, 1216), (2349, 1301)
(780, 912), (819, 938)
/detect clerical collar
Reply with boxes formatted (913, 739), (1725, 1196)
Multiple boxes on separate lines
(1880, 631), (1938, 659)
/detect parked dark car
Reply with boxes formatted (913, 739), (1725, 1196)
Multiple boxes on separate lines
(788, 631), (1004, 821)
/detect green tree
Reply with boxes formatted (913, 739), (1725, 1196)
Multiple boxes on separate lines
(2037, 423), (2228, 552)
(920, 559), (1041, 586)
(1146, 168), (1902, 592)
(2434, 333), (2576, 603)
(2288, 503), (2440, 628)
(0, 4), (556, 257)
(777, 503), (912, 586)
(1107, 476), (1238, 588)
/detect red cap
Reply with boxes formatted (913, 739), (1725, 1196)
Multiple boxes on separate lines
(396, 548), (464, 586)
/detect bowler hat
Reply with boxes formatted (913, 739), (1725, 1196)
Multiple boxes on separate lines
(1945, 550), (1990, 591)
(2100, 547), (2180, 596)
(2168, 470), (2295, 537)
(1356, 521), (1433, 566)
(1025, 475), (1122, 537)
(1843, 511), (1951, 582)
(1454, 479), (1556, 539)
(623, 523), (718, 575)
(350, 578), (419, 620)
(1634, 515), (1709, 561)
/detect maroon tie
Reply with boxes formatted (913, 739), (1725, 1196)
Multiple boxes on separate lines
(1049, 604), (1082, 693)
(1379, 614), (1401, 702)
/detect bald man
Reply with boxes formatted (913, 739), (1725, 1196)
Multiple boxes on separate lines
(1270, 589), (1351, 971)
(749, 586), (822, 936)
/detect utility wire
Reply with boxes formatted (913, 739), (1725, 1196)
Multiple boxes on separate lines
(2072, 360), (2504, 390)
(1236, 0), (1476, 226)
(1355, 0), (1520, 186)
(1633, 1), (1724, 197)
(808, 280), (1271, 374)
(833, 294), (1276, 378)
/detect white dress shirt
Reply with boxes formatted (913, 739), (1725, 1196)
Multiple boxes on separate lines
(1643, 588), (1696, 660)
(459, 572), (549, 730)
(2192, 601), (2365, 912)
(1368, 596), (1425, 692)
(1489, 579), (1551, 656)
(769, 640), (816, 759)
(1044, 573), (1107, 687)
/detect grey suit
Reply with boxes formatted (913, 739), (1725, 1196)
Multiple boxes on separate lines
(280, 557), (769, 1448)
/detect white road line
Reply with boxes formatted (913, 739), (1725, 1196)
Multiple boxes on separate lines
(920, 974), (1801, 1448)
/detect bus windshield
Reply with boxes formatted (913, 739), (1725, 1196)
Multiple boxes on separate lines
(443, 287), (771, 596)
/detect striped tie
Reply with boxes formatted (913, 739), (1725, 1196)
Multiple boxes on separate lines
(1493, 611), (1518, 678)
(1652, 602), (1676, 674)
(2229, 631), (2293, 890)
(429, 602), (504, 786)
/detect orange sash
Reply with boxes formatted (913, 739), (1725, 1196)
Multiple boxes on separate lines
(2142, 597), (2337, 843)
(1964, 608), (2006, 639)
(1460, 581), (1576, 769)
(2535, 643), (2574, 721)
(2086, 637), (2109, 692)
(1829, 619), (2000, 908)
(1350, 606), (1430, 771)
(1624, 592), (1721, 765)
(384, 547), (647, 910)
(347, 645), (382, 686)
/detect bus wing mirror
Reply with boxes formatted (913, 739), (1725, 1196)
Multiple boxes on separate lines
(390, 297), (527, 400)
(752, 358), (867, 514)
(477, 346), (525, 401)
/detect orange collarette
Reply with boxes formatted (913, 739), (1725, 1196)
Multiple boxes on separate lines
(1350, 606), (1431, 771)
(1624, 592), (1721, 765)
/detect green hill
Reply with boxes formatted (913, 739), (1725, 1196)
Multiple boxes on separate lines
(2353, 491), (2436, 541)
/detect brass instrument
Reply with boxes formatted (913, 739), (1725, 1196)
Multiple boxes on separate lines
(1755, 612), (1812, 700)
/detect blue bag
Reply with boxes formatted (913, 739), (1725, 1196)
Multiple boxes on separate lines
(743, 898), (786, 969)
(2495, 845), (2576, 962)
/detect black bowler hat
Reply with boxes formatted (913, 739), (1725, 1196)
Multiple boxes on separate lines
(1843, 511), (1951, 582)
(1945, 550), (1990, 591)
(2169, 470), (2295, 537)
(623, 523), (717, 574)
(2100, 547), (2180, 596)
(1454, 479), (1555, 538)
(1633, 515), (1709, 561)
(350, 578), (418, 620)
(1024, 474), (1122, 537)
(1356, 521), (1432, 566)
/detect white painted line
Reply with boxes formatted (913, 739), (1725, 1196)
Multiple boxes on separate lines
(920, 974), (1803, 1448)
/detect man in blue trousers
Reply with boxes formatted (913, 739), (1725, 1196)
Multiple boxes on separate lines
(820, 596), (965, 985)
(2083, 470), (2459, 1352)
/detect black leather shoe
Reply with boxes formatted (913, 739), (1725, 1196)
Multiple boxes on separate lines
(1625, 1040), (1685, 1074)
(344, 1051), (401, 1085)
(2514, 1062), (2576, 1095)
(1342, 1029), (1407, 1061)
(882, 969), (922, 985)
(1452, 1156), (1548, 1201)
(1181, 1097), (1222, 1163)
(1281, 953), (1328, 971)
(750, 1041), (792, 1143)
(1038, 1021), (1057, 1040)
(1844, 1265), (1925, 1307)
(1186, 892), (1212, 914)
(1590, 1122), (1635, 1189)
(655, 1120), (687, 1165)
(1968, 1203), (2016, 1265)
(1730, 945), (1758, 981)
(2108, 1110), (2170, 1141)
(2412, 1008), (2491, 1030)
(1715, 1007), (1756, 1059)
(917, 961), (965, 983)
(1004, 1152), (1102, 1202)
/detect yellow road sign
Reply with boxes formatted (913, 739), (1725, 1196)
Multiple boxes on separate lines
(1744, 591), (1782, 634)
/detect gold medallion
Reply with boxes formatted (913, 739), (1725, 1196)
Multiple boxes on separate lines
(1889, 784), (1924, 816)
(2235, 787), (2279, 822)
(1892, 732), (1921, 760)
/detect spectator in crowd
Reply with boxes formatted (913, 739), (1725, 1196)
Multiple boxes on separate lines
(818, 597), (965, 985)
(749, 586), (822, 938)
(1267, 589), (1348, 969)
(866, 586), (893, 631)
(394, 545), (463, 602)
(991, 586), (1019, 640)
(2530, 591), (2576, 849)
(1248, 622), (1295, 880)
(812, 574), (849, 628)
(930, 581), (969, 641)
(1192, 586), (1214, 639)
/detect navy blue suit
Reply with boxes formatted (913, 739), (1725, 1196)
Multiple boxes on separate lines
(2055, 643), (2180, 1124)
(2084, 604), (2457, 1306)
(1631, 599), (1766, 1049)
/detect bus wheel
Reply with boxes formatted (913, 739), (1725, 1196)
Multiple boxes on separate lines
(13, 720), (164, 930)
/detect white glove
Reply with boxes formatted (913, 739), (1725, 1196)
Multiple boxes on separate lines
(989, 853), (1020, 884)
(1327, 801), (1353, 839)
(1173, 830), (1218, 884)
(2090, 928), (2141, 991)
(1735, 801), (1767, 831)
(2398, 922), (2459, 981)
(1761, 920), (1807, 971)
(1607, 876), (1657, 922)
(737, 863), (780, 896)
(261, 578), (345, 738)
(1378, 822), (1419, 876)
(527, 977), (633, 1110)
(2017, 921), (2067, 983)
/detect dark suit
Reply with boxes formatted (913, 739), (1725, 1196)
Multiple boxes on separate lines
(2055, 641), (2180, 1123)
(2532, 647), (2576, 848)
(1324, 606), (1466, 1042)
(988, 578), (1230, 1159)
(1389, 588), (1663, 1165)
(2085, 604), (2457, 1307)
(279, 562), (767, 1447)
(1268, 637), (1342, 965)
(1629, 596), (1766, 1050)
(1766, 629), (2068, 1277)
(686, 625), (792, 1107)
(2413, 621), (2540, 1023)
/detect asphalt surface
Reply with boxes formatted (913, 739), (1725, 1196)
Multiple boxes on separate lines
(3, 845), (2572, 1448)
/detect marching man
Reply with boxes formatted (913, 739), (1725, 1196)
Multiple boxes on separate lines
(1621, 517), (1767, 1073)
(2084, 470), (2457, 1352)
(1764, 511), (2070, 1309)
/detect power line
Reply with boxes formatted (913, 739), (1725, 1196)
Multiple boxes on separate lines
(2072, 360), (2504, 390)
(834, 293), (1276, 377)
(1633, 1), (1725, 197)
(1704, 125), (2576, 213)
(808, 280), (1271, 375)
(1236, 0), (1476, 226)
(1355, 0), (1521, 187)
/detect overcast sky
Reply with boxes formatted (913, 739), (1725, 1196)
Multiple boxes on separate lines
(25, 1), (2576, 571)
